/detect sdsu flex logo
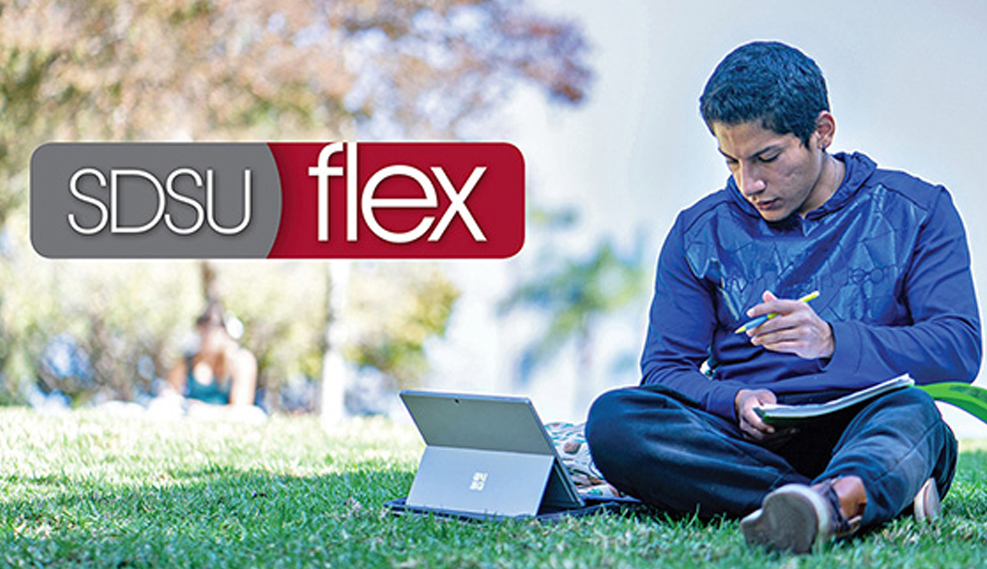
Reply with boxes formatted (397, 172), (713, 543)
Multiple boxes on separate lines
(30, 142), (524, 259)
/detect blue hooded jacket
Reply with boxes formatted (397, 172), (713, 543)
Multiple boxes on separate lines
(640, 152), (982, 421)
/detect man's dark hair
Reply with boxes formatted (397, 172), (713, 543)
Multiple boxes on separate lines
(700, 41), (829, 145)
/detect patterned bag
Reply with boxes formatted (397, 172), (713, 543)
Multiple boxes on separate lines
(544, 421), (627, 499)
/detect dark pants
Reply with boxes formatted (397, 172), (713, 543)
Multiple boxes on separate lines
(585, 386), (957, 527)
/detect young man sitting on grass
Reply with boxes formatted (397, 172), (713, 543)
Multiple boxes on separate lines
(585, 41), (981, 554)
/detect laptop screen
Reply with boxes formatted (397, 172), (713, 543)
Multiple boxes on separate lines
(400, 391), (558, 455)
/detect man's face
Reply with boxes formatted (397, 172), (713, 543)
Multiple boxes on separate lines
(712, 121), (827, 222)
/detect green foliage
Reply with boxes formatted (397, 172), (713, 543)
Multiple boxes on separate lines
(0, 224), (335, 405)
(2, 410), (987, 568)
(345, 263), (460, 389)
(0, 215), (202, 403)
(0, 253), (460, 406)
(499, 238), (649, 374)
(205, 261), (330, 390)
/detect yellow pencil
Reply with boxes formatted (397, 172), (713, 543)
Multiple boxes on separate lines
(734, 290), (820, 334)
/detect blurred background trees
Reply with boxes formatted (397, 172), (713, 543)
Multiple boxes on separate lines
(499, 224), (649, 412)
(0, 0), (592, 411)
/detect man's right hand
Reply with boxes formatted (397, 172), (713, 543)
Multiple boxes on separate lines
(734, 388), (781, 441)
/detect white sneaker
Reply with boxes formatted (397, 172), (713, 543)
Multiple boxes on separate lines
(912, 478), (941, 523)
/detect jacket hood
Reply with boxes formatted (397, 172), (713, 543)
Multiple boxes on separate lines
(726, 151), (878, 220)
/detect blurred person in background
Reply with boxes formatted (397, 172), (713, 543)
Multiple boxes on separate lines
(163, 302), (262, 420)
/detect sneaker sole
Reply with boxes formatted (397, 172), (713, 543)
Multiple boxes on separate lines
(741, 484), (832, 554)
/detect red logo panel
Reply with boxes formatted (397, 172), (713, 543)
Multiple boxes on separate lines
(267, 142), (524, 258)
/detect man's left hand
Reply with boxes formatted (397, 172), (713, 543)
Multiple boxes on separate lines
(746, 290), (834, 359)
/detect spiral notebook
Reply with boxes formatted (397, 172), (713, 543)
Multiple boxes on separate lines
(755, 374), (915, 426)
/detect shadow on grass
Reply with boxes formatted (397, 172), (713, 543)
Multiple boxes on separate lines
(3, 452), (987, 568)
(0, 464), (652, 568)
(1, 465), (422, 567)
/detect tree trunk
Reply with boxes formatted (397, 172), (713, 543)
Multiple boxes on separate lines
(320, 261), (350, 425)
(199, 261), (219, 304)
(573, 319), (595, 416)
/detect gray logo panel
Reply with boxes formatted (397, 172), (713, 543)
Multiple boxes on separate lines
(31, 143), (282, 258)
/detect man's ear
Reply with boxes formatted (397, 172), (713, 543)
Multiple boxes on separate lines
(814, 111), (836, 150)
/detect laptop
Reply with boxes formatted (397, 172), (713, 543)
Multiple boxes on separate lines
(387, 390), (622, 521)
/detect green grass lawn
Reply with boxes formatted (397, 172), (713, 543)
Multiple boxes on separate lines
(2, 408), (987, 568)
